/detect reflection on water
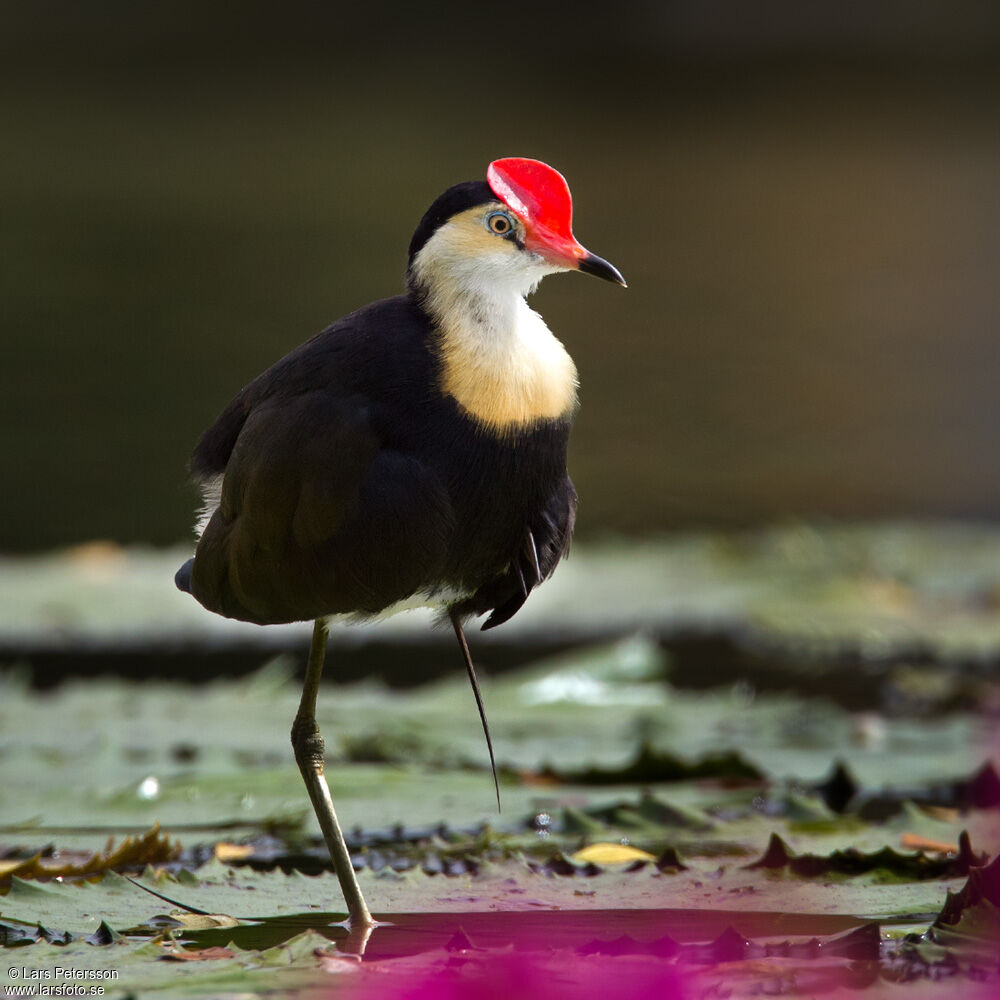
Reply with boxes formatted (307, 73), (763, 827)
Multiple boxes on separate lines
(170, 908), (904, 994)
(176, 906), (866, 957)
(2, 55), (999, 551)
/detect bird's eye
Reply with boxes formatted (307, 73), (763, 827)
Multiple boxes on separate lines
(486, 211), (514, 236)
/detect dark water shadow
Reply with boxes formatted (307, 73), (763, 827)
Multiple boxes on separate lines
(180, 907), (867, 958)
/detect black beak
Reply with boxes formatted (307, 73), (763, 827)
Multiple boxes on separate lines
(578, 252), (627, 287)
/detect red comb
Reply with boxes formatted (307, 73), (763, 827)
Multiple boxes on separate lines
(487, 157), (575, 244)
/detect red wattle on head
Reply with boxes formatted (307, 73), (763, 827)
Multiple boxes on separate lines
(487, 157), (585, 261)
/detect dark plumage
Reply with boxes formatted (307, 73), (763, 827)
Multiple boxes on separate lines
(178, 294), (576, 629)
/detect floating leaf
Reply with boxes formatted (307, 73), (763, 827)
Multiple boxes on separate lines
(83, 920), (124, 946)
(813, 761), (859, 813)
(542, 744), (764, 786)
(932, 852), (1000, 928)
(570, 844), (656, 865)
(746, 831), (984, 880)
(654, 848), (688, 872)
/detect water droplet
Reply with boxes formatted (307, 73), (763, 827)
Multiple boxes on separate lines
(137, 776), (159, 800)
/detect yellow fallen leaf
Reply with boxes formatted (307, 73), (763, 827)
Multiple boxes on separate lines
(900, 833), (959, 854)
(159, 946), (235, 962)
(170, 913), (240, 930)
(570, 843), (656, 865)
(215, 842), (255, 862)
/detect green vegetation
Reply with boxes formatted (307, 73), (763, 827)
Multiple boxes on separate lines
(2, 527), (999, 994)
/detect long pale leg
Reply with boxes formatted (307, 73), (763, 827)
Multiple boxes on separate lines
(291, 618), (374, 928)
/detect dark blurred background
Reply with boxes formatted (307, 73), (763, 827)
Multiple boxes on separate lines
(3, 0), (999, 552)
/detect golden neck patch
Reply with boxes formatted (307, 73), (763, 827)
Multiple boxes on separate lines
(411, 207), (579, 434)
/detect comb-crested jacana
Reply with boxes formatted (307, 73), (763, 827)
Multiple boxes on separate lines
(175, 157), (626, 926)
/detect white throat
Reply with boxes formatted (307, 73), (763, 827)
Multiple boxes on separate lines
(411, 232), (578, 434)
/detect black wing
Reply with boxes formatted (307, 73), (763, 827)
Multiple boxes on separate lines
(451, 474), (577, 630)
(181, 300), (455, 625)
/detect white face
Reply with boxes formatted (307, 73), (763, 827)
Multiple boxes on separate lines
(410, 202), (566, 301)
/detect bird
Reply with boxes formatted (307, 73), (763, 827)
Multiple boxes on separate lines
(174, 157), (625, 927)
